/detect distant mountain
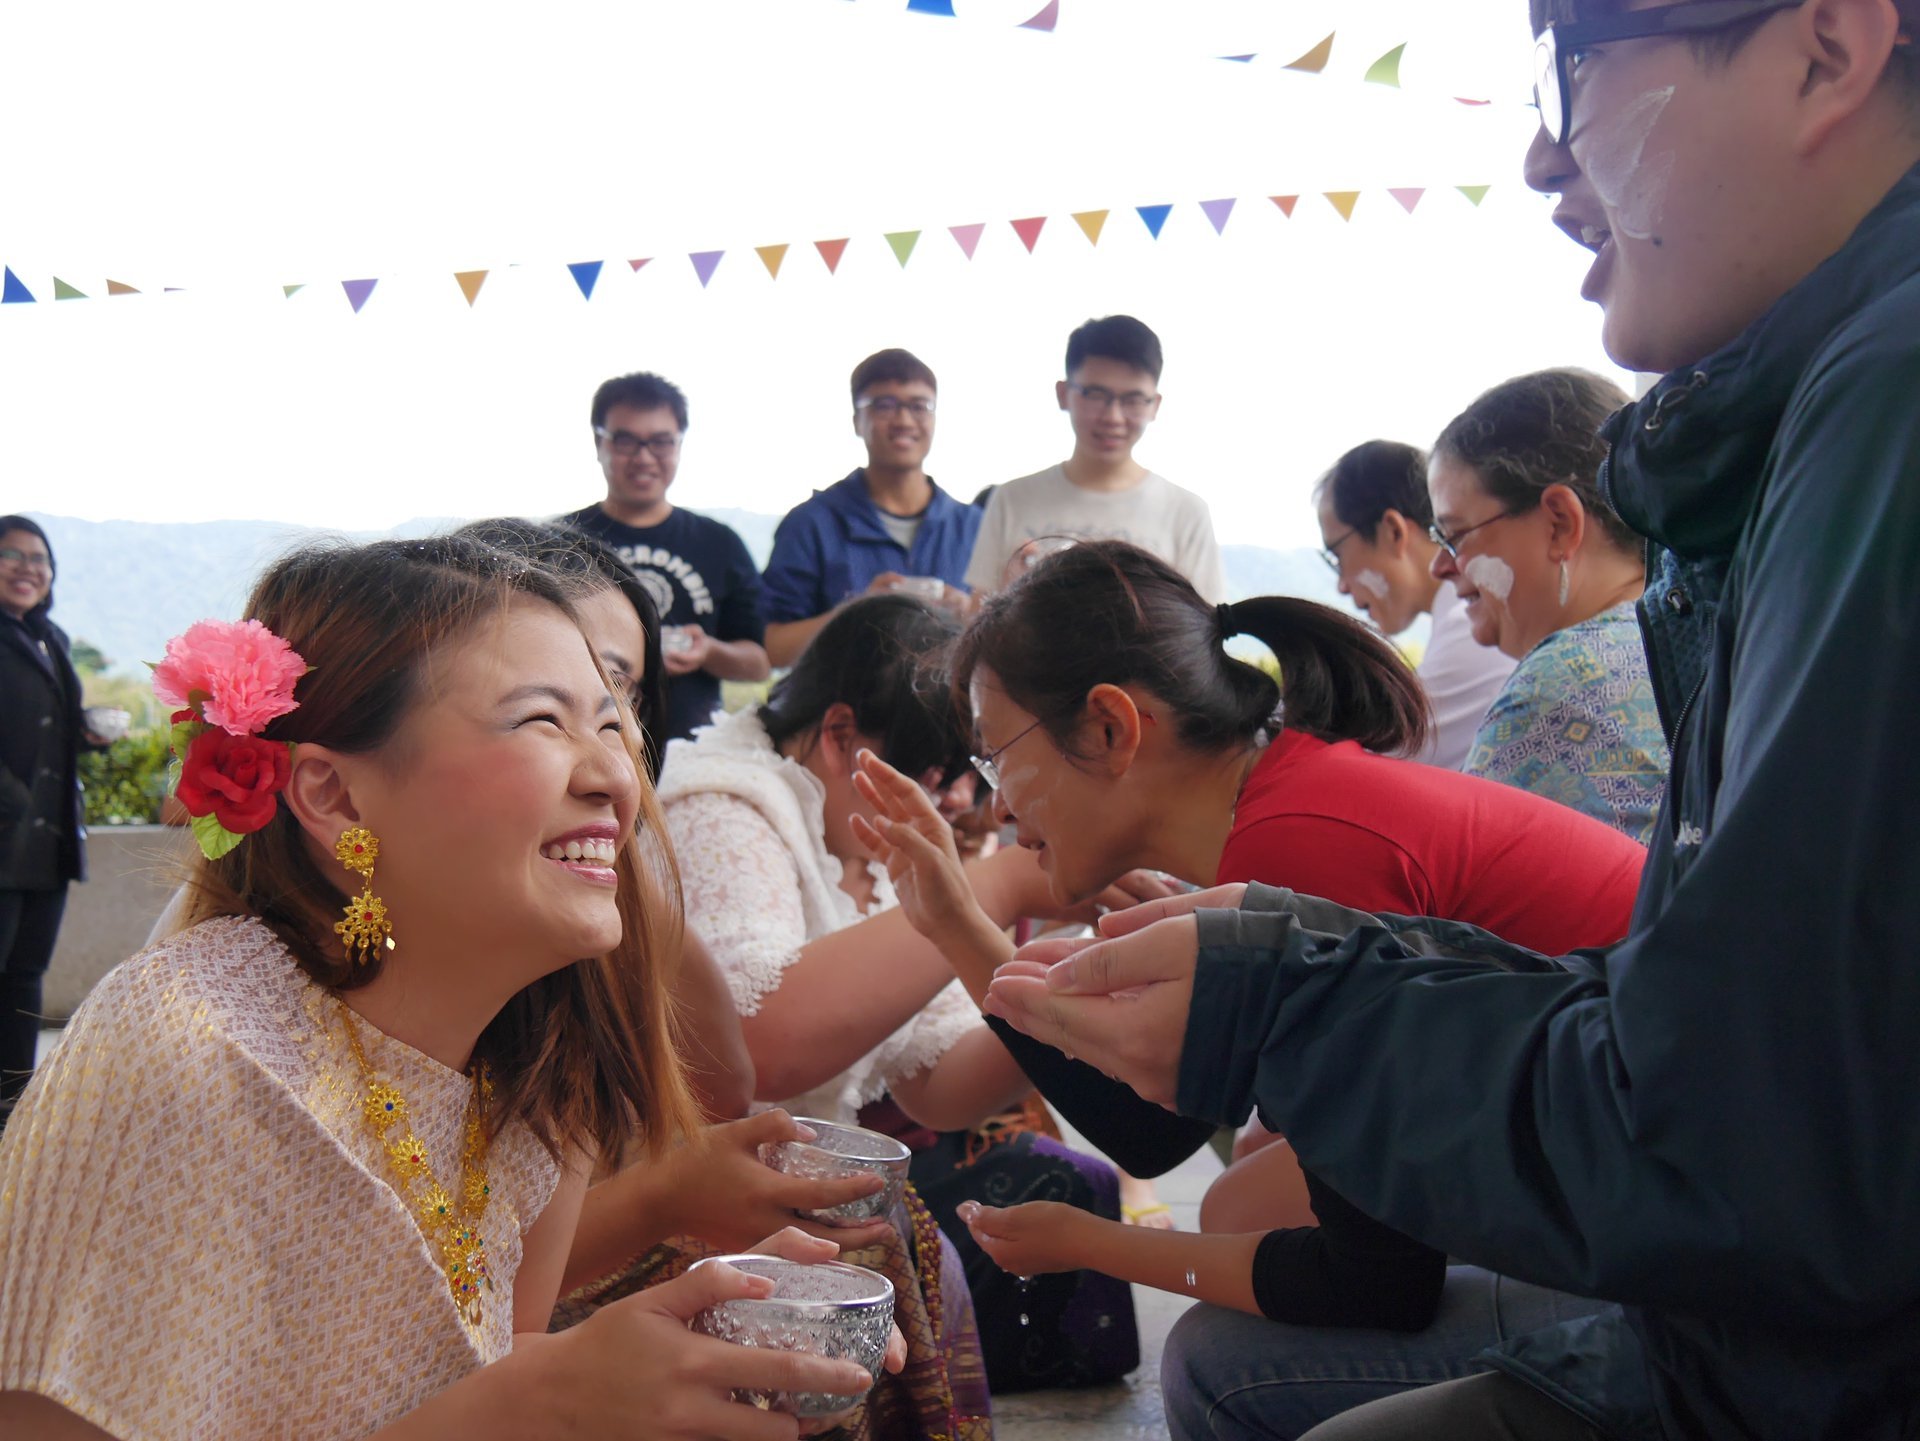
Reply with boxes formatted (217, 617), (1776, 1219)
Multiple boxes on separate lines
(26, 510), (1359, 678)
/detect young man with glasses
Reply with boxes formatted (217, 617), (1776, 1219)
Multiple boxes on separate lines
(977, 2), (1920, 1437)
(964, 314), (1226, 600)
(562, 371), (769, 743)
(760, 349), (982, 667)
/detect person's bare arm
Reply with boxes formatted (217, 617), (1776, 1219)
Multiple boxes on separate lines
(515, 1153), (592, 1334)
(887, 1026), (1033, 1132)
(702, 637), (770, 681)
(674, 930), (755, 1120)
(765, 616), (833, 669)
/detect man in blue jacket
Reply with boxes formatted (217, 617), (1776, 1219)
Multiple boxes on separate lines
(761, 349), (981, 667)
(981, 1), (1920, 1437)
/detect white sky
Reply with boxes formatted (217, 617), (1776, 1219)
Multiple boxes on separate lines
(0, 0), (1623, 552)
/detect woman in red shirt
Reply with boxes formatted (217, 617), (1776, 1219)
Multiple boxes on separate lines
(852, 538), (1647, 1373)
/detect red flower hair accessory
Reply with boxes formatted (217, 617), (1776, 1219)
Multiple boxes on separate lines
(152, 619), (309, 859)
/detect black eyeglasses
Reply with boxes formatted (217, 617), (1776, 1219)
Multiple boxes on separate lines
(969, 718), (1045, 792)
(1535, 0), (1805, 144)
(856, 396), (935, 419)
(1068, 383), (1158, 419)
(0, 547), (52, 573)
(1318, 528), (1359, 573)
(1429, 508), (1524, 560)
(594, 425), (681, 458)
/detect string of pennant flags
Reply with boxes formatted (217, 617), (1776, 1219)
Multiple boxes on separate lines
(1, 185), (1499, 314)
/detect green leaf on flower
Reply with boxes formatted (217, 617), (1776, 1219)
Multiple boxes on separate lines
(169, 719), (204, 761)
(189, 811), (245, 860)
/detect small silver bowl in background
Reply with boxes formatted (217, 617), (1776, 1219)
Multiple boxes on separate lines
(688, 1255), (895, 1416)
(759, 1117), (912, 1226)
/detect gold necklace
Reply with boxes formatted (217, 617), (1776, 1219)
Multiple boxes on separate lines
(339, 1003), (495, 1328)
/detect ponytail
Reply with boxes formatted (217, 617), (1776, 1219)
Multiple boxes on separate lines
(1219, 598), (1429, 756)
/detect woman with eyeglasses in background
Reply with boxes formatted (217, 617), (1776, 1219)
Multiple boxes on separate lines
(1428, 368), (1670, 841)
(1314, 441), (1517, 771)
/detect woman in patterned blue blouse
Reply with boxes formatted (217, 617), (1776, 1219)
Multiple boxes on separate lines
(1426, 369), (1669, 843)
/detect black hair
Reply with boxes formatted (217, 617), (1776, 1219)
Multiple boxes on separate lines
(1430, 368), (1640, 555)
(760, 594), (969, 786)
(451, 518), (669, 783)
(1065, 315), (1163, 382)
(953, 540), (1429, 760)
(851, 349), (937, 404)
(590, 372), (690, 433)
(1314, 440), (1434, 537)
(0, 514), (56, 627)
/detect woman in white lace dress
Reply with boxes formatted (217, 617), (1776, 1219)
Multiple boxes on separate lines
(0, 537), (884, 1440)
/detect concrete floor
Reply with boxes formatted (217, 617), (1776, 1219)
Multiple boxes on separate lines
(35, 1029), (1217, 1437)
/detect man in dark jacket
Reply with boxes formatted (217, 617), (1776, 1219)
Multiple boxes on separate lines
(981, 2), (1920, 1436)
(761, 349), (980, 667)
(0, 516), (93, 1133)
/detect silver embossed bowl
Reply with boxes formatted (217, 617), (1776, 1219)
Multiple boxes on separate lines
(759, 1117), (911, 1226)
(688, 1255), (895, 1416)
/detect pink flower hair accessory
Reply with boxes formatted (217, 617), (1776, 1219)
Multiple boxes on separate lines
(152, 618), (308, 736)
(151, 618), (309, 859)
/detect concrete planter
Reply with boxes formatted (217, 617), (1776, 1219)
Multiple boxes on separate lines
(44, 824), (199, 1022)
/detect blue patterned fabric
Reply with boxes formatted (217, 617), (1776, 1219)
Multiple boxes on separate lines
(1463, 603), (1669, 843)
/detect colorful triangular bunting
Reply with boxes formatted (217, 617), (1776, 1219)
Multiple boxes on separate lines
(690, 251), (725, 287)
(53, 278), (87, 300)
(455, 270), (488, 306)
(1457, 185), (1492, 207)
(949, 224), (985, 259)
(1010, 216), (1047, 253)
(755, 244), (789, 279)
(884, 231), (921, 267)
(1389, 188), (1426, 214)
(1, 269), (35, 304)
(1270, 195), (1299, 218)
(815, 238), (850, 273)
(1364, 43), (1406, 87)
(1324, 192), (1361, 221)
(1284, 33), (1334, 73)
(568, 261), (604, 300)
(1072, 210), (1109, 245)
(1199, 198), (1237, 235)
(628, 258), (652, 272)
(1221, 54), (1255, 62)
(106, 280), (139, 296)
(905, 0), (955, 13)
(282, 284), (305, 298)
(1136, 204), (1172, 238)
(342, 278), (378, 313)
(1019, 0), (1059, 31)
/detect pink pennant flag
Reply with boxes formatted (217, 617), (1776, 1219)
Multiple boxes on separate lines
(1019, 0), (1059, 31)
(1389, 188), (1426, 214)
(628, 257), (652, 272)
(815, 238), (850, 274)
(1010, 216), (1047, 253)
(1270, 195), (1299, 218)
(689, 251), (725, 288)
(1199, 198), (1237, 234)
(949, 223), (986, 259)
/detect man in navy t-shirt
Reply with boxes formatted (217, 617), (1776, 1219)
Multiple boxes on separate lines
(563, 371), (769, 743)
(761, 349), (982, 667)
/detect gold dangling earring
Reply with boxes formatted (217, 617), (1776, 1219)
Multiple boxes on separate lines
(334, 826), (395, 965)
(1558, 559), (1571, 608)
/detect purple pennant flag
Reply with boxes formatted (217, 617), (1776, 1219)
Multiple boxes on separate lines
(341, 278), (378, 313)
(1020, 0), (1059, 29)
(568, 260), (603, 299)
(690, 250), (725, 288)
(1200, 198), (1237, 234)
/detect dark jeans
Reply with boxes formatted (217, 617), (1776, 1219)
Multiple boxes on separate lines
(1300, 1373), (1603, 1440)
(0, 885), (67, 1127)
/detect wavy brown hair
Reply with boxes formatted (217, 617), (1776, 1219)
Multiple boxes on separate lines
(174, 535), (697, 1161)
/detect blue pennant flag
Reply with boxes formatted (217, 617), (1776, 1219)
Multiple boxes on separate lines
(2, 267), (36, 304)
(1136, 204), (1173, 239)
(568, 260), (604, 300)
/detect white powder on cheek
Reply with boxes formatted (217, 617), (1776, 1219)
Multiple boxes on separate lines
(1462, 554), (1515, 601)
(1352, 569), (1390, 602)
(1581, 86), (1676, 241)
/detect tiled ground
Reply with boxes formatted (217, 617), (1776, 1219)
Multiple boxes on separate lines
(33, 1030), (1218, 1437)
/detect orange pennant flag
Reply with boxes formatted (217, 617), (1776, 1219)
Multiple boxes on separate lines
(1284, 33), (1334, 73)
(756, 244), (789, 279)
(105, 279), (139, 296)
(455, 270), (488, 306)
(1324, 191), (1361, 221)
(1071, 210), (1109, 245)
(815, 238), (850, 274)
(1270, 195), (1299, 218)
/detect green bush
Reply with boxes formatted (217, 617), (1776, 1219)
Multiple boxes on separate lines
(77, 729), (175, 826)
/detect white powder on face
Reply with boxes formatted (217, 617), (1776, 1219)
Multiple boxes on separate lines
(1462, 554), (1515, 601)
(1581, 86), (1676, 241)
(1352, 568), (1390, 602)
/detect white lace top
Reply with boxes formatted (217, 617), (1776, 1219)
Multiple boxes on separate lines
(0, 916), (560, 1440)
(658, 709), (981, 1124)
